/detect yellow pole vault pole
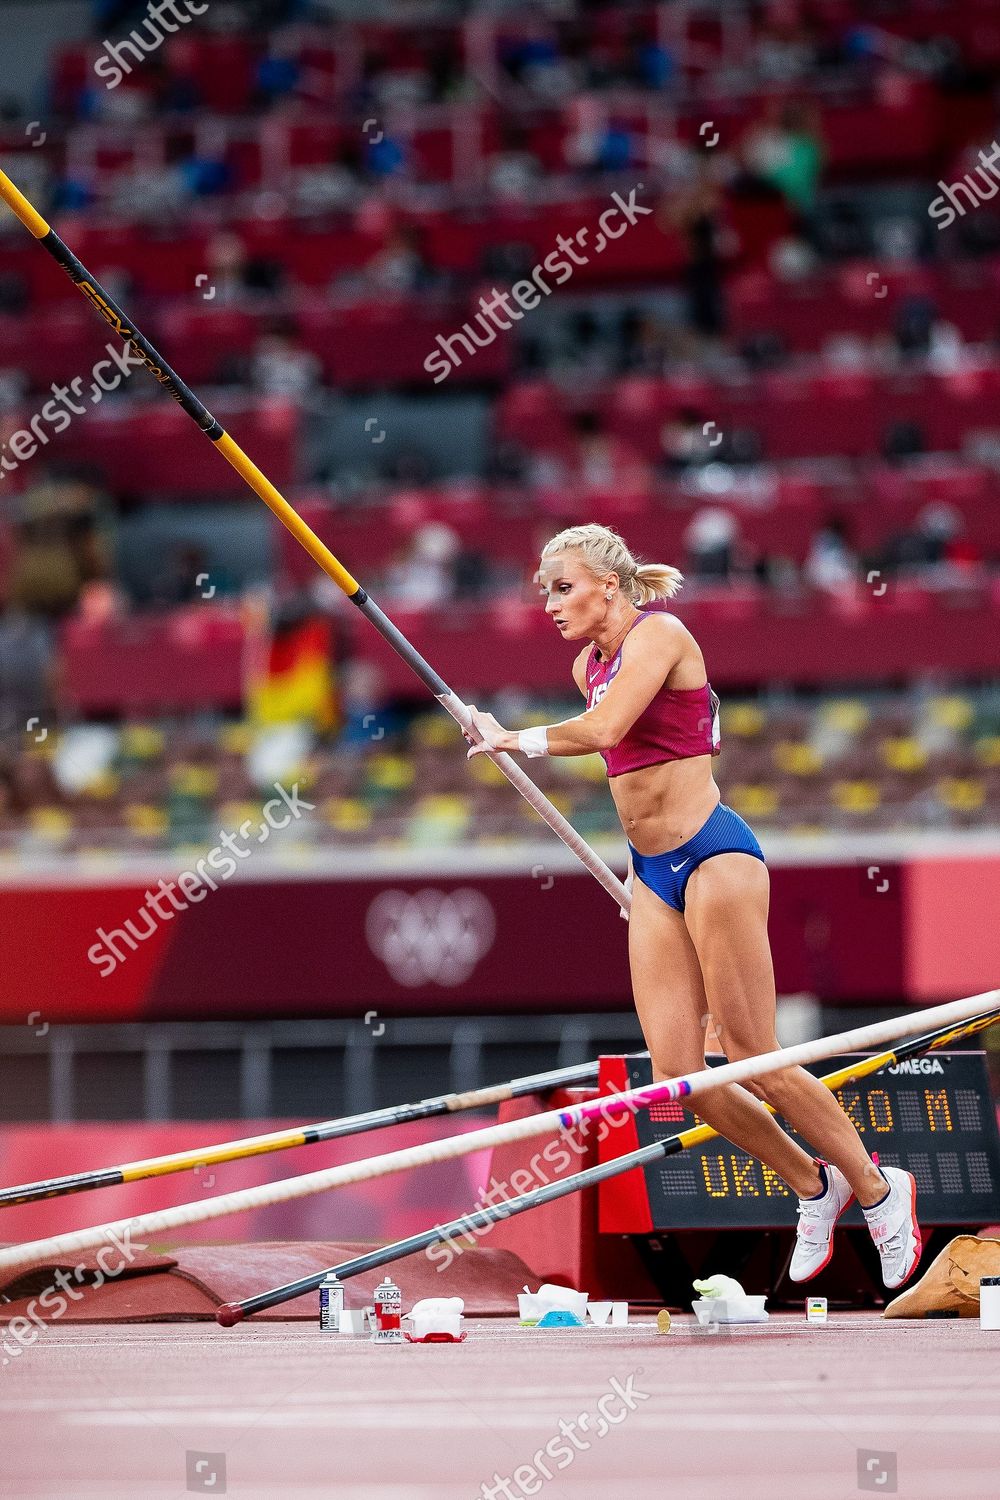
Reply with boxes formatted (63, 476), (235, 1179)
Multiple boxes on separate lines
(0, 167), (628, 910)
(0, 1054), (620, 1209)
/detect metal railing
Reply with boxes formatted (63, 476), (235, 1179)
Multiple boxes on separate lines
(0, 1012), (646, 1123)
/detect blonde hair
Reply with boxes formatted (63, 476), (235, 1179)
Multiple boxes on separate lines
(540, 523), (682, 606)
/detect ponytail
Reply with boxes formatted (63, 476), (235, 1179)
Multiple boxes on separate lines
(629, 563), (683, 605)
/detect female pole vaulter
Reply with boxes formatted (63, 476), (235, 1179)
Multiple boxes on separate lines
(466, 523), (920, 1289)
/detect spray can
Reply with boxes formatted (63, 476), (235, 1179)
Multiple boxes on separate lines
(319, 1273), (344, 1333)
(371, 1276), (403, 1342)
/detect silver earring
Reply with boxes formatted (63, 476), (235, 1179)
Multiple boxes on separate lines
(605, 592), (613, 600)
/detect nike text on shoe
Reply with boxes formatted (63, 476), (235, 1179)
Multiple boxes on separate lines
(862, 1166), (922, 1290)
(789, 1161), (855, 1283)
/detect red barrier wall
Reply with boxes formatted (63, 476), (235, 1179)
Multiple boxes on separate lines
(0, 849), (994, 1022)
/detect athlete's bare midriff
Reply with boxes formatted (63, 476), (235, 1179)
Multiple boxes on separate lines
(610, 754), (721, 854)
(599, 624), (720, 854)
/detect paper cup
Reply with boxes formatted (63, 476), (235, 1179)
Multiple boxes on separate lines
(339, 1308), (369, 1335)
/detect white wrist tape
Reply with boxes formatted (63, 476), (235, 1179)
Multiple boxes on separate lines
(517, 727), (550, 758)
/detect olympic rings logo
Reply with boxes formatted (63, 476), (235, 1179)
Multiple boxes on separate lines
(365, 888), (497, 987)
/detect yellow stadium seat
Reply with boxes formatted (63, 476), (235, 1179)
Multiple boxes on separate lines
(408, 793), (471, 845)
(831, 780), (881, 813)
(170, 764), (219, 797)
(927, 695), (975, 733)
(218, 800), (264, 830)
(467, 753), (508, 786)
(172, 843), (210, 862)
(722, 703), (766, 738)
(727, 784), (780, 818)
(880, 737), (928, 773)
(120, 724), (164, 759)
(973, 736), (1000, 768)
(519, 789), (575, 817)
(27, 807), (73, 839)
(124, 804), (169, 837)
(322, 797), (373, 833)
(773, 741), (823, 776)
(560, 753), (610, 782)
(219, 722), (253, 755)
(411, 713), (455, 749)
(366, 753), (416, 793)
(82, 770), (121, 800)
(936, 777), (986, 812)
(818, 700), (870, 736)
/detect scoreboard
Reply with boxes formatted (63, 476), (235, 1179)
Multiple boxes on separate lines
(601, 1052), (1000, 1231)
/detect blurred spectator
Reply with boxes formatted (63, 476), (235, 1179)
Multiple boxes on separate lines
(753, 7), (819, 83)
(741, 100), (824, 218)
(9, 517), (86, 619)
(660, 408), (717, 473)
(487, 126), (543, 200)
(7, 473), (108, 620)
(662, 159), (728, 347)
(631, 28), (676, 91)
(364, 129), (407, 180)
(769, 231), (821, 282)
(250, 322), (322, 402)
(425, 39), (467, 104)
(891, 503), (977, 572)
(148, 544), (215, 608)
(683, 507), (740, 580)
(504, 22), (575, 101)
(202, 231), (283, 305)
(619, 309), (671, 373)
(804, 518), (857, 593)
(0, 609), (55, 744)
(294, 146), (361, 215)
(549, 311), (613, 381)
(0, 271), (29, 316)
(570, 112), (637, 176)
(179, 152), (231, 199)
(882, 420), (926, 463)
(889, 296), (965, 370)
(363, 226), (431, 295)
(254, 38), (302, 108)
(384, 522), (461, 607)
(571, 410), (648, 493)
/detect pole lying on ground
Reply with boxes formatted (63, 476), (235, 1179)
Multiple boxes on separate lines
(0, 1057), (641, 1210)
(215, 1005), (1000, 1323)
(0, 990), (995, 1277)
(0, 167), (630, 913)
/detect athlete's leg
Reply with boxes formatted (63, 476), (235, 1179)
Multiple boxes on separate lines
(628, 873), (830, 1194)
(682, 853), (886, 1207)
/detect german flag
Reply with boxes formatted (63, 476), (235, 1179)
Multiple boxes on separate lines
(247, 601), (338, 732)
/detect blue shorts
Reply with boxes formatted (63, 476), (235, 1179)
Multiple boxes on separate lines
(629, 803), (765, 914)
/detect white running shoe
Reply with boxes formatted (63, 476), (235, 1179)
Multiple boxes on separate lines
(862, 1165), (922, 1289)
(789, 1161), (855, 1283)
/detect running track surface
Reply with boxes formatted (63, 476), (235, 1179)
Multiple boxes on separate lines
(4, 1316), (998, 1498)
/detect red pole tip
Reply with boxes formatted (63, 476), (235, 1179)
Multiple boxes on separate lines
(216, 1303), (245, 1327)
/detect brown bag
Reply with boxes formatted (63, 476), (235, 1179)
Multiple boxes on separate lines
(883, 1234), (1000, 1319)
